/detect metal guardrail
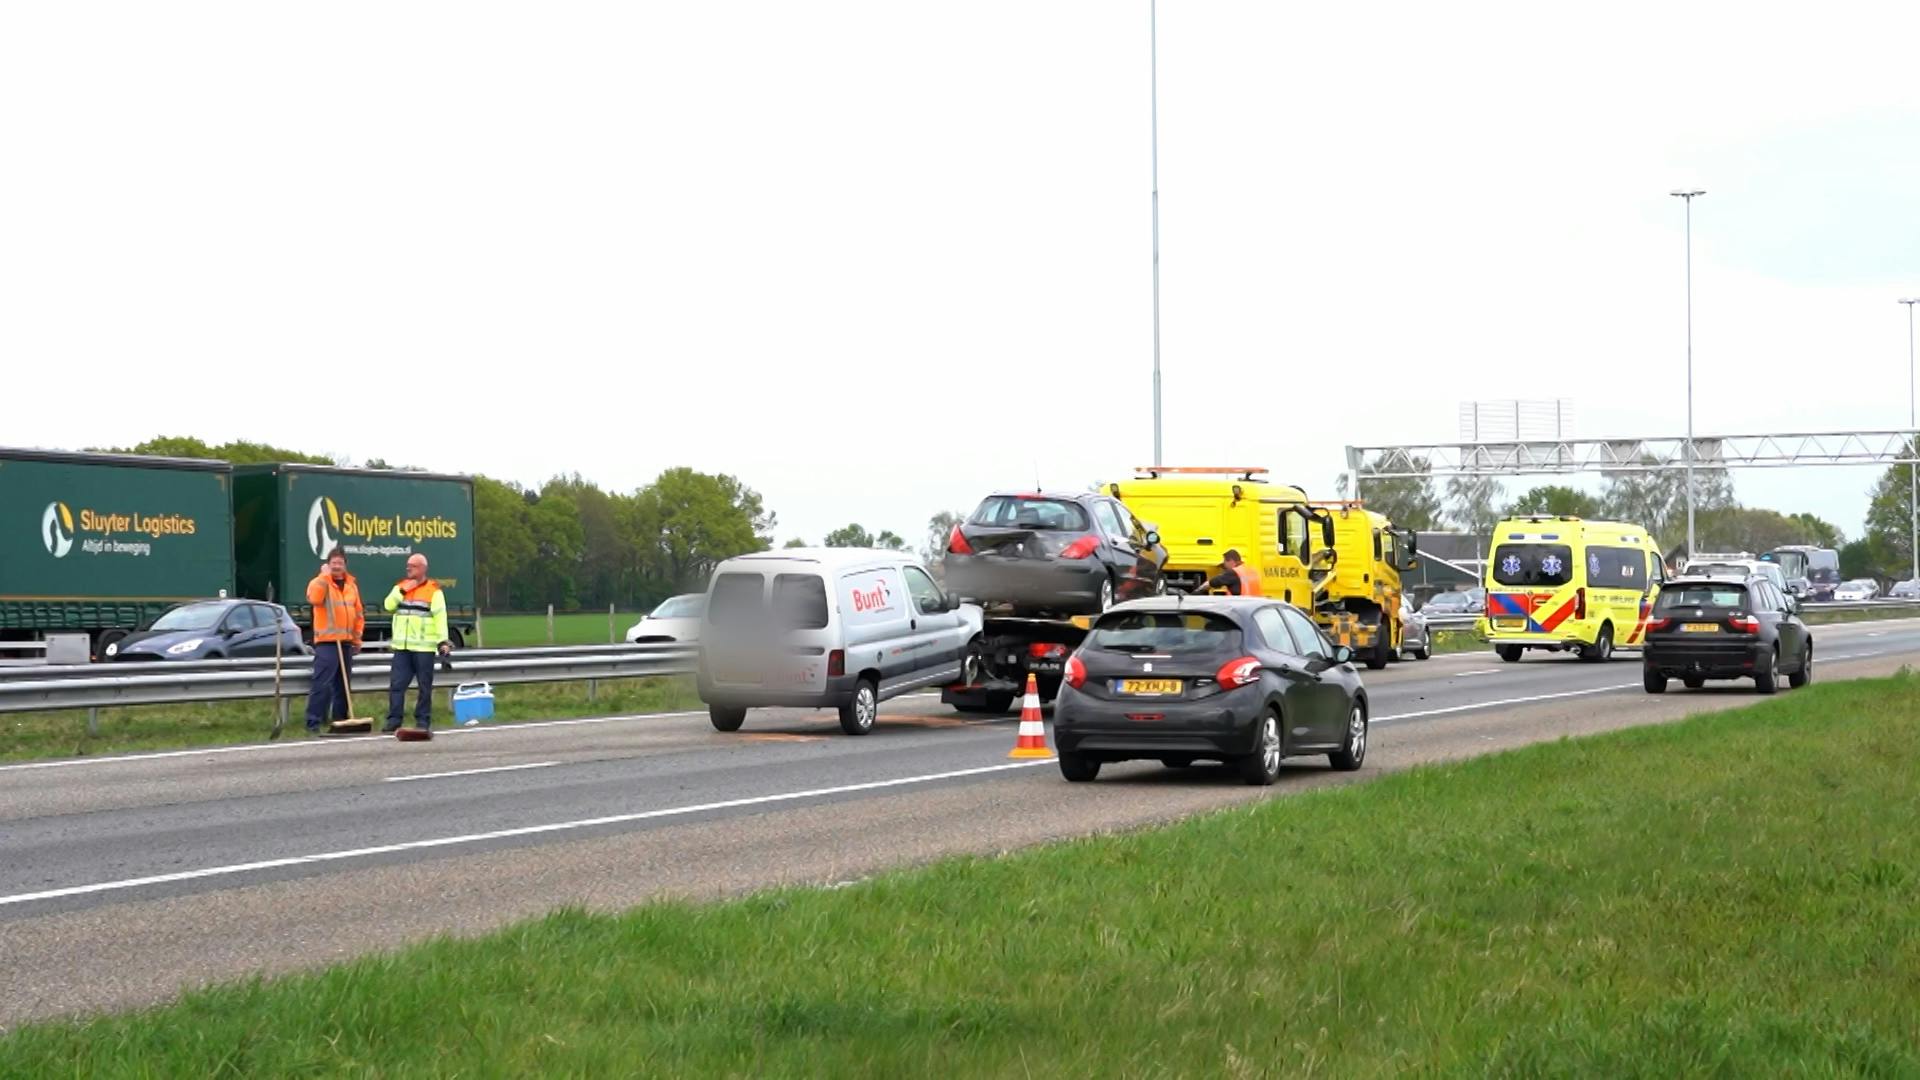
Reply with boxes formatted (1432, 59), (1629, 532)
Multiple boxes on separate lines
(1419, 598), (1920, 632)
(0, 643), (698, 715)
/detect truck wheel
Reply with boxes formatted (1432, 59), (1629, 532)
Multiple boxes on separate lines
(708, 705), (747, 732)
(839, 679), (878, 735)
(1365, 622), (1393, 670)
(449, 627), (468, 649)
(95, 628), (128, 662)
(1496, 644), (1523, 663)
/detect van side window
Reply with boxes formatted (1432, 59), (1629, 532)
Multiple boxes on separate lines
(771, 574), (829, 630)
(902, 566), (945, 614)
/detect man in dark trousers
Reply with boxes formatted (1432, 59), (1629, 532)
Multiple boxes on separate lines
(383, 553), (452, 733)
(304, 546), (365, 733)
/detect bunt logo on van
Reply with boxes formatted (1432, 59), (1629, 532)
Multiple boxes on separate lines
(851, 579), (894, 613)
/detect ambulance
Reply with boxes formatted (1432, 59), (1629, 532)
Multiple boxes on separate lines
(1478, 516), (1665, 662)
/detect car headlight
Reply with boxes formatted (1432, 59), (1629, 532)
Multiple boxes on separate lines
(166, 639), (205, 655)
(105, 642), (119, 657)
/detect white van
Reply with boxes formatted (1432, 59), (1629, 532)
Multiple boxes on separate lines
(697, 548), (983, 735)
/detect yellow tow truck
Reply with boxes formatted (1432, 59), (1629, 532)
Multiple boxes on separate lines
(1108, 468), (1418, 670)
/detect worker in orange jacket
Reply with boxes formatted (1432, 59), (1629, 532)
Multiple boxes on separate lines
(1207, 549), (1264, 597)
(305, 545), (366, 733)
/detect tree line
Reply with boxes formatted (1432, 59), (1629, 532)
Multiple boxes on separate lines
(1341, 450), (1919, 582)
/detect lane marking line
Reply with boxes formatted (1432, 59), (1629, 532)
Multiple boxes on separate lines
(1454, 669), (1502, 677)
(0, 760), (1055, 908)
(384, 762), (559, 784)
(1376, 682), (1640, 724)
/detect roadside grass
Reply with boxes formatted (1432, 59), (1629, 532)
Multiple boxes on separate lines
(8, 675), (1920, 1074)
(0, 677), (702, 762)
(475, 611), (645, 647)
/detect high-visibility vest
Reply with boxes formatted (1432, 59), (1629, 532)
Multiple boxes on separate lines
(384, 579), (449, 653)
(307, 573), (365, 644)
(1234, 563), (1263, 597)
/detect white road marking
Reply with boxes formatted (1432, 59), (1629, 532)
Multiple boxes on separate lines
(1454, 669), (1502, 677)
(384, 761), (559, 783)
(1376, 683), (1641, 724)
(0, 760), (1056, 908)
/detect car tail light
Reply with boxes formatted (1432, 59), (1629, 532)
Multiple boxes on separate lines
(1216, 655), (1262, 690)
(1064, 654), (1087, 689)
(1059, 535), (1100, 560)
(827, 649), (845, 677)
(1728, 614), (1760, 634)
(947, 526), (973, 556)
(1646, 617), (1672, 633)
(1028, 642), (1068, 660)
(1574, 587), (1587, 620)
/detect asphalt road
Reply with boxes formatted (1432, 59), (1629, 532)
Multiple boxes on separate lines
(4, 618), (1919, 1029)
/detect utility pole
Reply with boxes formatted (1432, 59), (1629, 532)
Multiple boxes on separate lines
(1902, 298), (1919, 582)
(1670, 190), (1705, 557)
(1149, 0), (1163, 466)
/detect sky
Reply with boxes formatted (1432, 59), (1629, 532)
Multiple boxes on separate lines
(4, 2), (1918, 549)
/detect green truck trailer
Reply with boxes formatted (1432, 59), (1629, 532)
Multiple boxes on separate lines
(233, 463), (476, 645)
(1, 448), (476, 657)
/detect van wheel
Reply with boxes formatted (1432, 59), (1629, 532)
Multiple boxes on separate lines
(1581, 624), (1614, 663)
(1496, 644), (1523, 663)
(839, 679), (878, 735)
(708, 705), (747, 732)
(1788, 645), (1813, 688)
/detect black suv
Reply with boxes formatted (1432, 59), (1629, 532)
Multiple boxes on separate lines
(1642, 575), (1811, 694)
(944, 492), (1167, 616)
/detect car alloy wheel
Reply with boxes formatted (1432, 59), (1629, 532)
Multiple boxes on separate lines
(1346, 705), (1366, 763)
(1098, 578), (1114, 611)
(840, 680), (878, 735)
(1260, 715), (1281, 775)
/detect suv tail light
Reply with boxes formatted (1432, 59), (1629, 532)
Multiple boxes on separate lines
(827, 649), (845, 677)
(1059, 535), (1100, 560)
(1216, 656), (1263, 690)
(1028, 642), (1068, 660)
(1064, 654), (1087, 689)
(1728, 614), (1760, 634)
(947, 525), (973, 556)
(1646, 616), (1672, 633)
(1574, 587), (1587, 620)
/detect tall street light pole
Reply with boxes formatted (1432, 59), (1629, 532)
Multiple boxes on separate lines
(1902, 298), (1919, 583)
(1149, 0), (1164, 466)
(1671, 190), (1705, 557)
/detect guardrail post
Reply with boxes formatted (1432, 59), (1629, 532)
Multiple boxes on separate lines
(86, 707), (99, 736)
(587, 678), (598, 704)
(608, 603), (616, 644)
(547, 605), (555, 645)
(476, 609), (485, 649)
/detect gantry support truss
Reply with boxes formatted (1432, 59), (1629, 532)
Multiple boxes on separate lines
(1347, 430), (1920, 479)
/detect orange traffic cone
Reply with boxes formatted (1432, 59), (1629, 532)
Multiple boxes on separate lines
(1008, 673), (1053, 759)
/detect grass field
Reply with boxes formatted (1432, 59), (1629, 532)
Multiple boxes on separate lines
(7, 675), (1916, 1074)
(475, 611), (646, 647)
(0, 677), (701, 762)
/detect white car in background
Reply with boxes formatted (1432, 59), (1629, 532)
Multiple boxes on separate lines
(1833, 579), (1880, 602)
(626, 594), (706, 643)
(1890, 579), (1920, 600)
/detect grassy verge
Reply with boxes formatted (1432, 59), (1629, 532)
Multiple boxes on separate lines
(475, 611), (644, 647)
(0, 677), (702, 762)
(9, 676), (1919, 1074)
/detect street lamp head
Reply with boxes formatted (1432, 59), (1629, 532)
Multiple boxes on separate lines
(1900, 298), (1920, 307)
(1669, 189), (1705, 198)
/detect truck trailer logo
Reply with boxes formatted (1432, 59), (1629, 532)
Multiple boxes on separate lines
(308, 497), (342, 559)
(41, 502), (74, 558)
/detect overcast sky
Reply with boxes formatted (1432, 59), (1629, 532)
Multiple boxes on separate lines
(5, 2), (1917, 546)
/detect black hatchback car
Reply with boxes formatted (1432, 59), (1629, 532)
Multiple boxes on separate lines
(1642, 576), (1811, 694)
(944, 492), (1167, 617)
(109, 599), (309, 662)
(1052, 596), (1368, 785)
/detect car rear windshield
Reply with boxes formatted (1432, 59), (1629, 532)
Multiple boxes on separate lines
(707, 573), (764, 628)
(771, 574), (830, 630)
(1086, 611), (1242, 655)
(1491, 543), (1573, 587)
(1657, 584), (1749, 610)
(969, 496), (1090, 532)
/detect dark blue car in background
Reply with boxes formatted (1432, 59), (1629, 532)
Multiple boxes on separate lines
(107, 599), (308, 661)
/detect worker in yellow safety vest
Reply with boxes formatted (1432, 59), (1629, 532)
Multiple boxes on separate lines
(383, 553), (452, 733)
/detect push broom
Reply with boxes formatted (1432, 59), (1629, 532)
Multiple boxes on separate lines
(322, 640), (375, 736)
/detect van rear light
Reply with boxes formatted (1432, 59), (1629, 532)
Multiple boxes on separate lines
(947, 526), (973, 556)
(1575, 587), (1587, 620)
(1064, 654), (1087, 689)
(1728, 614), (1760, 634)
(1028, 642), (1068, 660)
(1216, 656), (1262, 690)
(827, 649), (845, 677)
(1059, 535), (1100, 560)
